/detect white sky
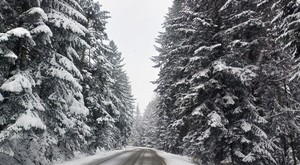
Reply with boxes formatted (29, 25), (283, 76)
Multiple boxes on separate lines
(99, 0), (172, 111)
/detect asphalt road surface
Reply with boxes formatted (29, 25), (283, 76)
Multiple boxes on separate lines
(85, 149), (166, 165)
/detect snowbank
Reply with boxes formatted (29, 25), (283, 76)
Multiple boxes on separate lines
(54, 148), (127, 165)
(155, 149), (195, 165)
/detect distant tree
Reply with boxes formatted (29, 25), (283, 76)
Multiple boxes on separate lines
(140, 96), (160, 148)
(130, 104), (143, 146)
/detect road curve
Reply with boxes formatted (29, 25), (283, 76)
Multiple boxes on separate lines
(84, 149), (166, 165)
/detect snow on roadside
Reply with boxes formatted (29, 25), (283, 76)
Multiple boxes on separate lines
(54, 148), (128, 165)
(155, 149), (196, 165)
(135, 146), (195, 165)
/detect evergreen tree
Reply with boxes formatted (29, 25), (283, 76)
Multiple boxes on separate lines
(153, 0), (196, 154)
(140, 96), (160, 148)
(154, 0), (281, 164)
(270, 0), (300, 164)
(79, 0), (117, 151)
(80, 2), (134, 151)
(0, 0), (134, 164)
(79, 1), (134, 152)
(0, 1), (54, 164)
(37, 0), (90, 161)
(130, 104), (143, 146)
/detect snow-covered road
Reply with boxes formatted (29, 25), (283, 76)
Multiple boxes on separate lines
(96, 149), (166, 165)
(56, 147), (195, 165)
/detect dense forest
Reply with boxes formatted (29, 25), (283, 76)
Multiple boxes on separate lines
(3, 0), (300, 165)
(0, 0), (134, 164)
(136, 0), (300, 165)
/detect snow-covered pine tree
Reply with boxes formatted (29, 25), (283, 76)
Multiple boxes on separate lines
(194, 0), (278, 164)
(130, 104), (143, 146)
(140, 96), (160, 148)
(108, 41), (134, 147)
(84, 40), (133, 151)
(0, 0), (134, 164)
(79, 0), (133, 151)
(155, 0), (279, 164)
(87, 40), (134, 150)
(270, 0), (300, 164)
(78, 0), (118, 151)
(177, 0), (225, 161)
(82, 41), (117, 151)
(153, 0), (198, 154)
(186, 0), (278, 164)
(33, 0), (92, 161)
(0, 1), (54, 164)
(1, 1), (88, 164)
(205, 1), (280, 164)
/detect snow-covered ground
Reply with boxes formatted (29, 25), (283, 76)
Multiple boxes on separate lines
(155, 149), (195, 165)
(54, 148), (129, 165)
(55, 146), (195, 165)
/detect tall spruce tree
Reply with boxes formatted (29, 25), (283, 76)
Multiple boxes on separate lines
(0, 1), (54, 164)
(154, 0), (282, 164)
(154, 0), (197, 154)
(130, 104), (143, 146)
(38, 0), (90, 161)
(79, 0), (117, 151)
(108, 41), (134, 147)
(140, 96), (160, 148)
(0, 0), (134, 164)
(80, 2), (134, 152)
(271, 0), (300, 164)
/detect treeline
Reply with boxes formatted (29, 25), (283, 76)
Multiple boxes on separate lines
(130, 99), (159, 147)
(0, 0), (134, 165)
(143, 0), (300, 164)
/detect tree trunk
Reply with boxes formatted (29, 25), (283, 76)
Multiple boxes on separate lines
(290, 133), (297, 165)
(230, 143), (235, 165)
(80, 48), (86, 71)
(281, 134), (288, 165)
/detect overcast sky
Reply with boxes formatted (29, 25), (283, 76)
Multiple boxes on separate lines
(99, 0), (173, 111)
